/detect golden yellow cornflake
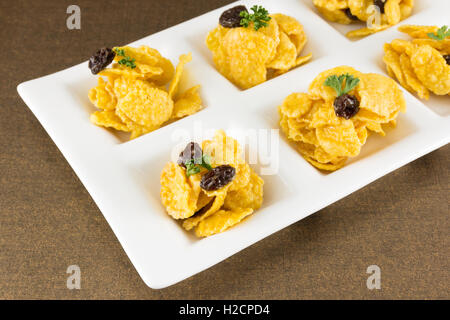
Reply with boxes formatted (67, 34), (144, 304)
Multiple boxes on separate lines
(385, 0), (402, 26)
(314, 0), (348, 11)
(129, 126), (153, 140)
(347, 0), (372, 21)
(295, 53), (313, 67)
(171, 85), (202, 119)
(398, 25), (438, 39)
(115, 105), (154, 134)
(412, 39), (450, 54)
(272, 54), (313, 77)
(364, 121), (385, 136)
(168, 53), (192, 98)
(355, 122), (369, 144)
(410, 45), (450, 95)
(346, 25), (390, 38)
(116, 86), (173, 128)
(304, 153), (347, 171)
(204, 129), (244, 167)
(358, 73), (406, 119)
(399, 53), (430, 99)
(316, 6), (353, 25)
(88, 45), (202, 140)
(390, 39), (414, 54)
(316, 120), (362, 157)
(272, 14), (307, 54)
(195, 208), (254, 238)
(160, 130), (264, 237)
(112, 77), (158, 99)
(220, 27), (274, 89)
(383, 26), (450, 99)
(196, 192), (213, 212)
(257, 15), (280, 63)
(90, 110), (129, 132)
(383, 43), (412, 91)
(279, 66), (406, 171)
(386, 65), (396, 78)
(182, 189), (228, 231)
(228, 163), (251, 192)
(316, 0), (414, 38)
(224, 169), (264, 211)
(266, 31), (297, 71)
(399, 0), (414, 19)
(88, 77), (117, 110)
(109, 45), (174, 84)
(206, 12), (311, 89)
(279, 93), (313, 118)
(160, 162), (200, 219)
(206, 26), (232, 82)
(98, 64), (163, 80)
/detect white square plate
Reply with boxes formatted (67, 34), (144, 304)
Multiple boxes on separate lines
(17, 0), (450, 288)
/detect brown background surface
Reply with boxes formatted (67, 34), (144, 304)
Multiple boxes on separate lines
(0, 0), (448, 299)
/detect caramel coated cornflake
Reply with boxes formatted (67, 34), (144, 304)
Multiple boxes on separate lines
(160, 131), (264, 237)
(88, 46), (203, 140)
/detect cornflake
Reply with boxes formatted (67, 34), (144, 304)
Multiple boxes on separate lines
(383, 25), (450, 99)
(206, 6), (311, 89)
(160, 130), (264, 237)
(88, 46), (203, 140)
(279, 66), (406, 171)
(314, 0), (415, 38)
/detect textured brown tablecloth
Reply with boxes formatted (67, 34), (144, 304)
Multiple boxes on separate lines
(0, 0), (448, 299)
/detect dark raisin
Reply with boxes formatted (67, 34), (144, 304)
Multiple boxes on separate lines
(344, 8), (359, 21)
(178, 142), (203, 168)
(219, 5), (248, 28)
(334, 94), (360, 119)
(200, 165), (236, 191)
(88, 47), (115, 74)
(443, 55), (450, 65)
(373, 0), (386, 14)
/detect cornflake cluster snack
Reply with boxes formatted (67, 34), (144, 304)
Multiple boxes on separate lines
(88, 46), (202, 140)
(160, 130), (264, 237)
(206, 5), (312, 89)
(383, 25), (450, 99)
(279, 66), (406, 171)
(313, 0), (414, 38)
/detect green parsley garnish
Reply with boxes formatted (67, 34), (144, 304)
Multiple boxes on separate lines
(324, 74), (360, 97)
(113, 47), (136, 69)
(114, 48), (125, 56)
(427, 25), (450, 41)
(240, 5), (271, 31)
(185, 154), (212, 177)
